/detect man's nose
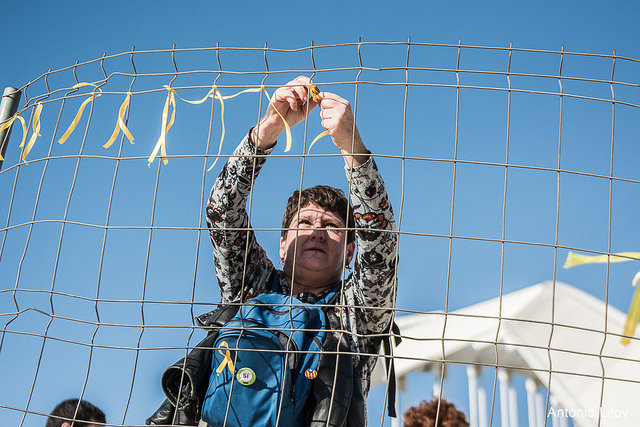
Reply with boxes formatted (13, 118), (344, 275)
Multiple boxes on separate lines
(308, 225), (326, 240)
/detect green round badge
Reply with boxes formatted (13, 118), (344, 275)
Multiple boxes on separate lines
(236, 367), (256, 386)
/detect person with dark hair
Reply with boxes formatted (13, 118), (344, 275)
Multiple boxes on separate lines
(403, 399), (470, 427)
(46, 398), (105, 427)
(201, 75), (397, 425)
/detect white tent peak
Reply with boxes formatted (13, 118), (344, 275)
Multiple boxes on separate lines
(374, 280), (640, 427)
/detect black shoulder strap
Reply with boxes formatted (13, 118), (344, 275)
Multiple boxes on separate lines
(319, 286), (401, 420)
(267, 268), (280, 293)
(380, 321), (402, 418)
(307, 309), (357, 427)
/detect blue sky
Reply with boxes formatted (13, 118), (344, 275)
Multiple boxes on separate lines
(1, 1), (639, 426)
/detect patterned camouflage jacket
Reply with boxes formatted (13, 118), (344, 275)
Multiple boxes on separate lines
(205, 130), (397, 397)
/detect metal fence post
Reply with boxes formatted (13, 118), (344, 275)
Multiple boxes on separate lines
(0, 87), (22, 170)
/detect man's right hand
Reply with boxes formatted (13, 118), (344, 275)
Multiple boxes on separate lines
(251, 76), (319, 149)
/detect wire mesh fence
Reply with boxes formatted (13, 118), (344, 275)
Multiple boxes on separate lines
(1, 41), (639, 426)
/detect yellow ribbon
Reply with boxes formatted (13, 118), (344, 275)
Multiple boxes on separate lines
(146, 85), (294, 169)
(563, 251), (640, 269)
(304, 82), (329, 153)
(104, 92), (134, 149)
(209, 91), (226, 171)
(621, 272), (640, 345)
(218, 86), (292, 153)
(172, 86), (226, 171)
(178, 86), (219, 105)
(203, 86), (292, 169)
(20, 103), (43, 161)
(215, 341), (235, 375)
(148, 85), (177, 165)
(306, 83), (320, 103)
(58, 83), (102, 144)
(0, 83), (327, 167)
(0, 114), (27, 161)
(307, 130), (330, 153)
(564, 251), (640, 345)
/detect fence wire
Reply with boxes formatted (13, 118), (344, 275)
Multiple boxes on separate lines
(1, 41), (639, 426)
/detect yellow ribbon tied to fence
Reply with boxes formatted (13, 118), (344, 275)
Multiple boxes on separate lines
(564, 251), (640, 345)
(4, 81), (326, 167)
(170, 85), (228, 171)
(215, 341), (235, 375)
(305, 83), (332, 153)
(20, 103), (43, 161)
(104, 92), (134, 149)
(58, 83), (102, 145)
(207, 85), (292, 169)
(563, 251), (640, 268)
(0, 103), (44, 162)
(148, 86), (177, 166)
(0, 113), (27, 161)
(622, 272), (640, 346)
(147, 85), (294, 170)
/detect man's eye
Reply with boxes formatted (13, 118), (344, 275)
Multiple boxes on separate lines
(325, 223), (338, 228)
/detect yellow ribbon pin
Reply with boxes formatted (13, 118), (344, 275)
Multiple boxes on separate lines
(215, 341), (235, 375)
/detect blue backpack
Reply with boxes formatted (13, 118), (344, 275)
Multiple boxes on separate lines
(146, 274), (398, 427)
(200, 289), (335, 427)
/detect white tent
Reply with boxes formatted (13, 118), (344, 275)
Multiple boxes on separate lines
(372, 281), (640, 427)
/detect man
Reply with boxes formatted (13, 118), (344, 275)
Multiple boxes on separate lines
(203, 76), (397, 425)
(46, 398), (105, 427)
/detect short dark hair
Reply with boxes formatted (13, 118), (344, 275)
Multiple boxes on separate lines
(281, 185), (355, 244)
(403, 399), (469, 427)
(46, 399), (105, 427)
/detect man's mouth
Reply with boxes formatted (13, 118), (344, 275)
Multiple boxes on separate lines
(305, 247), (326, 254)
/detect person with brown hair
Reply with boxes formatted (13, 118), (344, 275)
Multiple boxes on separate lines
(403, 399), (470, 427)
(200, 75), (398, 426)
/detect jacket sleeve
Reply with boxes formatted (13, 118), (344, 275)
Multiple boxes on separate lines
(205, 130), (275, 303)
(346, 157), (398, 336)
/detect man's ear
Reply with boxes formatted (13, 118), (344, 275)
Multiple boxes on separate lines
(61, 423), (72, 427)
(279, 236), (286, 260)
(345, 241), (356, 265)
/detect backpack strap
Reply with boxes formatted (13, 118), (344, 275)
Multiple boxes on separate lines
(380, 321), (402, 418)
(267, 268), (280, 293)
(307, 308), (357, 427)
(317, 286), (402, 421)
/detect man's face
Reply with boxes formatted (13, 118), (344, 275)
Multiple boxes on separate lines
(280, 202), (355, 292)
